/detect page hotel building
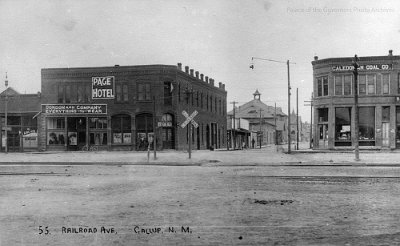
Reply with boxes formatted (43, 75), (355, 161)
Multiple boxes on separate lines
(312, 50), (400, 149)
(35, 63), (227, 152)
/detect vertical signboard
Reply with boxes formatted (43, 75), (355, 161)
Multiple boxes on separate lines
(92, 76), (115, 99)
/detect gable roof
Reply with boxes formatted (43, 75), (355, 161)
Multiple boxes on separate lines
(227, 99), (287, 119)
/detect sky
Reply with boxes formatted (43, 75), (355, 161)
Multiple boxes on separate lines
(1, 0), (399, 122)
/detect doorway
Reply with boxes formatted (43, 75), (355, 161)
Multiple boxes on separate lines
(318, 124), (328, 149)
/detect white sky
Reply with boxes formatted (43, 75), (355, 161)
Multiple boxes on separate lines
(1, 0), (399, 122)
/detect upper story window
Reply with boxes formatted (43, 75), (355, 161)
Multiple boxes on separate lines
(138, 83), (151, 101)
(359, 74), (375, 95)
(116, 84), (129, 103)
(57, 84), (75, 103)
(334, 75), (352, 95)
(164, 82), (172, 106)
(317, 76), (328, 97)
(382, 74), (390, 94)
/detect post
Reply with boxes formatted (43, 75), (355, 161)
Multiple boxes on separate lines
(259, 109), (263, 149)
(310, 92), (313, 149)
(230, 101), (238, 150)
(296, 88), (299, 150)
(153, 96), (157, 160)
(4, 73), (8, 153)
(274, 102), (277, 145)
(352, 55), (360, 161)
(287, 60), (291, 153)
(186, 89), (192, 159)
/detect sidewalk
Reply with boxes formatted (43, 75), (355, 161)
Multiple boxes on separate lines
(1, 144), (400, 166)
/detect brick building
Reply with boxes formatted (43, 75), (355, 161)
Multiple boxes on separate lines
(0, 88), (41, 152)
(1, 63), (227, 152)
(312, 50), (400, 149)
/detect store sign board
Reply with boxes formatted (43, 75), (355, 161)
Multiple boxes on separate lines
(92, 76), (115, 99)
(158, 121), (172, 127)
(332, 64), (393, 71)
(42, 104), (107, 114)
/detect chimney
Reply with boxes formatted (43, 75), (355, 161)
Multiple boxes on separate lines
(185, 66), (189, 73)
(190, 69), (194, 76)
(177, 63), (182, 70)
(195, 71), (199, 79)
(389, 50), (393, 56)
(205, 76), (209, 83)
(222, 84), (225, 90)
(200, 74), (204, 81)
(219, 82), (222, 88)
(314, 56), (318, 61)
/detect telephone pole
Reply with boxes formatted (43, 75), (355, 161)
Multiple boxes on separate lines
(296, 88), (299, 150)
(259, 108), (264, 149)
(4, 73), (8, 153)
(230, 101), (238, 150)
(352, 55), (360, 161)
(250, 57), (295, 153)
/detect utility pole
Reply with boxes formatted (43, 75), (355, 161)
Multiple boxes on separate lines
(230, 101), (238, 150)
(274, 102), (277, 145)
(352, 55), (360, 161)
(185, 89), (194, 159)
(287, 60), (291, 153)
(259, 108), (264, 149)
(296, 88), (299, 150)
(4, 73), (8, 153)
(152, 96), (157, 160)
(250, 57), (294, 153)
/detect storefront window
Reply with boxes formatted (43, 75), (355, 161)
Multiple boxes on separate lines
(359, 107), (375, 141)
(335, 107), (352, 142)
(89, 117), (107, 145)
(111, 115), (131, 144)
(47, 117), (66, 145)
(136, 113), (153, 150)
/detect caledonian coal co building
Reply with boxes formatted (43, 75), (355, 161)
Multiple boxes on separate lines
(312, 50), (400, 150)
(0, 63), (227, 152)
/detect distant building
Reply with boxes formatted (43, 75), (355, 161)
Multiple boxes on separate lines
(227, 90), (288, 148)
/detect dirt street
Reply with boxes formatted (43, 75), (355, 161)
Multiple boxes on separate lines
(1, 165), (400, 245)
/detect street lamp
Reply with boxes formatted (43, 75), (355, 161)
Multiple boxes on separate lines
(250, 57), (295, 153)
(4, 73), (8, 153)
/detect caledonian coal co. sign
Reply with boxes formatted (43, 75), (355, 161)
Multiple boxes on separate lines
(332, 64), (393, 71)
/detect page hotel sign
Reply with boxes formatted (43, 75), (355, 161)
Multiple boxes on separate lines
(332, 64), (393, 71)
(42, 104), (107, 114)
(92, 76), (115, 99)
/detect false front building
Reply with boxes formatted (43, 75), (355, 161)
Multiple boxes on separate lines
(312, 50), (400, 149)
(38, 63), (227, 151)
